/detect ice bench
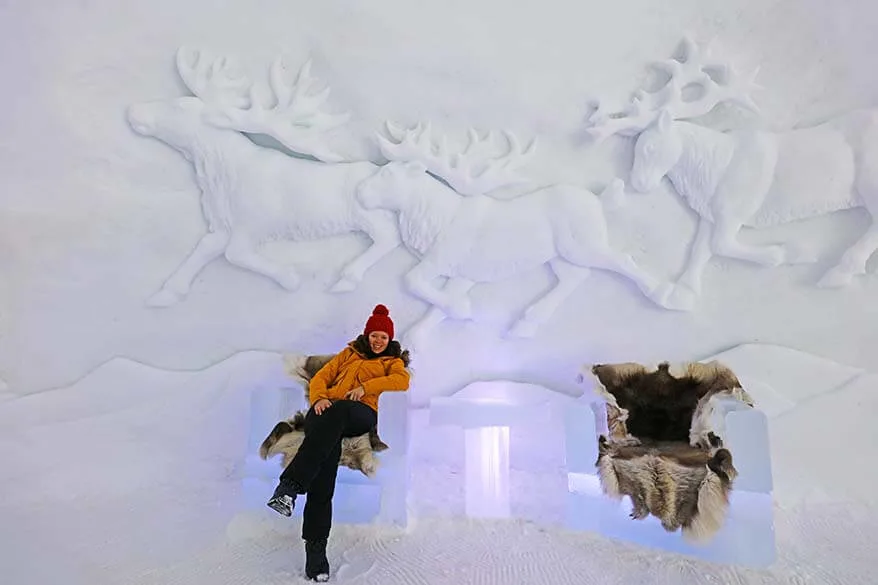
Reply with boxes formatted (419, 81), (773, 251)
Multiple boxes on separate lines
(241, 372), (411, 528)
(565, 395), (776, 567)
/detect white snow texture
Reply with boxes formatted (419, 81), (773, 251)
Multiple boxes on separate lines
(0, 345), (875, 584)
(3, 0), (878, 583)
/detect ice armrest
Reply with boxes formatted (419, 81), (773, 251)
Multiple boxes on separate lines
(377, 391), (410, 454)
(375, 391), (410, 526)
(723, 406), (773, 493)
(564, 399), (602, 475)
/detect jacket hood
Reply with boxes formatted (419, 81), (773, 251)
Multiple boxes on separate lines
(349, 335), (411, 367)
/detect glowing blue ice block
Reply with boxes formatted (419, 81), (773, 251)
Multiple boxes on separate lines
(565, 397), (776, 567)
(430, 387), (549, 519)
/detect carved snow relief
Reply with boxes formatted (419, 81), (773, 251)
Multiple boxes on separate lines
(130, 48), (692, 337)
(359, 123), (694, 340)
(128, 48), (400, 306)
(585, 36), (878, 297)
(127, 38), (875, 339)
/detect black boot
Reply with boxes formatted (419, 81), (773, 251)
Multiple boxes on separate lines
(304, 538), (330, 581)
(266, 484), (297, 517)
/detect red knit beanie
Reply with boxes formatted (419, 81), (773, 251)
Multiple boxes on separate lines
(364, 304), (394, 339)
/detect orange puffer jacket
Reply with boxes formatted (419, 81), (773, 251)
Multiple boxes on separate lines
(308, 340), (410, 412)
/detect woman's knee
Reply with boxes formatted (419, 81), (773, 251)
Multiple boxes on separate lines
(304, 408), (338, 434)
(348, 403), (377, 432)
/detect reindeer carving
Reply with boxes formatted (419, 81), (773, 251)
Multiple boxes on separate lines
(585, 36), (878, 297)
(357, 123), (695, 340)
(128, 47), (400, 306)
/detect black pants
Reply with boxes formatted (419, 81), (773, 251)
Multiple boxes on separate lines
(278, 400), (377, 541)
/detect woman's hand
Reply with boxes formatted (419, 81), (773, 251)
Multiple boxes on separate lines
(313, 399), (332, 415)
(345, 386), (365, 401)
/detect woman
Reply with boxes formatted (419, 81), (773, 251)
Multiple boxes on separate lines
(267, 304), (410, 581)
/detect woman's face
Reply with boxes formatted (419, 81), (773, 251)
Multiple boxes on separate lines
(368, 331), (390, 354)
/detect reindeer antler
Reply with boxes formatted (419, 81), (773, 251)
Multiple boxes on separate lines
(376, 121), (537, 197)
(176, 47), (252, 108)
(176, 47), (350, 163)
(584, 36), (762, 143)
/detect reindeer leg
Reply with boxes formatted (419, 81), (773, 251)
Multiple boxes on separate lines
(710, 215), (785, 267)
(443, 276), (476, 315)
(508, 259), (590, 338)
(630, 494), (650, 520)
(676, 217), (714, 297)
(401, 307), (445, 349)
(587, 248), (695, 312)
(404, 263), (473, 320)
(147, 230), (230, 307)
(818, 219), (878, 288)
(821, 119), (878, 286)
(224, 232), (302, 291)
(402, 278), (476, 346)
(330, 213), (402, 293)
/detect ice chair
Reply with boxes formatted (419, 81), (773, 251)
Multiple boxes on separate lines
(240, 354), (411, 528)
(565, 362), (776, 568)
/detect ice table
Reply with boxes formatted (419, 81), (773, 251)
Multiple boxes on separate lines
(429, 381), (556, 519)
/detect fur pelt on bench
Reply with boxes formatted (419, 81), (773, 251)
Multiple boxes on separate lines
(589, 361), (755, 543)
(259, 341), (410, 478)
(259, 410), (387, 478)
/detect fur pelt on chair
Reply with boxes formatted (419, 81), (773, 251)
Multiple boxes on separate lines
(259, 342), (410, 478)
(259, 410), (387, 478)
(588, 360), (755, 543)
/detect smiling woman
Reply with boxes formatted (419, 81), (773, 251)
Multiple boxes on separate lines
(265, 304), (410, 582)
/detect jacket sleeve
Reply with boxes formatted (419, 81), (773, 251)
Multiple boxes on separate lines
(361, 357), (410, 396)
(308, 349), (348, 405)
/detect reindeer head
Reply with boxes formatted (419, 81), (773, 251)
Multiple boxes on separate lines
(357, 161), (427, 211)
(127, 48), (251, 153)
(128, 47), (350, 162)
(127, 97), (210, 153)
(629, 110), (683, 192)
(583, 36), (761, 147)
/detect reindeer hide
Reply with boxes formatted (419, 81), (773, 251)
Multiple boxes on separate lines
(589, 360), (753, 543)
(259, 411), (386, 478)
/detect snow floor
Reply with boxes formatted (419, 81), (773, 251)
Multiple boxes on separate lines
(0, 345), (875, 584)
